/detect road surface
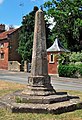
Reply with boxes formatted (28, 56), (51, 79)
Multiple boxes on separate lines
(0, 70), (82, 91)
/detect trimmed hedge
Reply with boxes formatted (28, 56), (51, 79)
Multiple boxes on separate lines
(58, 64), (82, 78)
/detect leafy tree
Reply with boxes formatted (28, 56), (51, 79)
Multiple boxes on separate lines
(18, 6), (38, 62)
(69, 52), (82, 62)
(18, 6), (52, 62)
(43, 0), (82, 51)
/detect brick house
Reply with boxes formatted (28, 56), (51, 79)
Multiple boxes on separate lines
(47, 38), (69, 75)
(0, 24), (21, 70)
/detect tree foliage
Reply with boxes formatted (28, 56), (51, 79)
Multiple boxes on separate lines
(18, 6), (52, 62)
(43, 0), (82, 51)
(69, 52), (82, 62)
(18, 6), (38, 62)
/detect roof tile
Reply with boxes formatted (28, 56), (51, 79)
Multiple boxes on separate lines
(0, 28), (18, 40)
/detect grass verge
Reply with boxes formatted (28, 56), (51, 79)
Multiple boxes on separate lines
(0, 80), (82, 120)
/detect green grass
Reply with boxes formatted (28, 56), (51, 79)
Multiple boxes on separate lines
(0, 108), (82, 120)
(0, 80), (82, 120)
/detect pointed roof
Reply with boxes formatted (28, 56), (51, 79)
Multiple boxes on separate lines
(47, 38), (70, 52)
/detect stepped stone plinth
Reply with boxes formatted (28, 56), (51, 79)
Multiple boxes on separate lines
(0, 9), (82, 114)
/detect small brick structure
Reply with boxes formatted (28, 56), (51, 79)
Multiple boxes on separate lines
(47, 38), (69, 75)
(47, 52), (59, 75)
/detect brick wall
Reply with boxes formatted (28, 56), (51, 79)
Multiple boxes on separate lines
(47, 52), (58, 75)
(0, 40), (9, 69)
(0, 28), (21, 70)
(8, 29), (21, 62)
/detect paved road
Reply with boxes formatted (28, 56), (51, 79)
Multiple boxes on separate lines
(51, 77), (82, 91)
(0, 70), (82, 91)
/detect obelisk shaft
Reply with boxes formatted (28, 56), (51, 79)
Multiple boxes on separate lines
(31, 9), (48, 76)
(25, 9), (55, 95)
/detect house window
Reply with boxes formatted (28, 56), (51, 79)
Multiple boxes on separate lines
(0, 53), (4, 59)
(49, 54), (54, 63)
(51, 54), (53, 62)
(0, 43), (4, 48)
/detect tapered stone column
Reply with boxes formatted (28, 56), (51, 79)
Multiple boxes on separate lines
(31, 9), (48, 76)
(22, 9), (55, 96)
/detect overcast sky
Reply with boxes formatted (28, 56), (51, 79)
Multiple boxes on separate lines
(0, 0), (49, 28)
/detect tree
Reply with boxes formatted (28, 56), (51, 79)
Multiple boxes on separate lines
(18, 6), (38, 62)
(18, 6), (52, 62)
(43, 0), (82, 51)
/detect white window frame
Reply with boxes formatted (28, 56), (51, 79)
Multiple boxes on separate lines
(49, 54), (54, 63)
(0, 53), (4, 60)
(0, 43), (4, 48)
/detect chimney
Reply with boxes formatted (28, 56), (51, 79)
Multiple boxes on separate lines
(0, 24), (5, 33)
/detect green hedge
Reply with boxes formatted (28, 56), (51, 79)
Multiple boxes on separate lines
(58, 64), (82, 78)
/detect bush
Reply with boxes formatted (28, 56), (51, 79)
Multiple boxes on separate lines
(75, 62), (82, 67)
(79, 68), (82, 76)
(59, 52), (82, 64)
(58, 64), (79, 78)
(58, 52), (82, 78)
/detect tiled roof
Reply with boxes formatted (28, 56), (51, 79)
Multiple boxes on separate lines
(47, 38), (70, 52)
(0, 28), (18, 40)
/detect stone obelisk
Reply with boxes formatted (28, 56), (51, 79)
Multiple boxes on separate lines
(31, 9), (48, 77)
(1, 9), (81, 114)
(22, 9), (55, 96)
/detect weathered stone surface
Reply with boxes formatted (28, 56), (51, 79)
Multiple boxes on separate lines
(22, 86), (55, 96)
(0, 92), (82, 114)
(23, 75), (56, 96)
(14, 91), (69, 104)
(22, 9), (55, 96)
(24, 61), (27, 72)
(31, 9), (48, 76)
(28, 76), (51, 86)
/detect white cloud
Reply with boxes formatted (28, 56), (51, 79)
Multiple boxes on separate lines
(5, 24), (20, 31)
(14, 25), (20, 28)
(0, 0), (4, 4)
(5, 24), (9, 30)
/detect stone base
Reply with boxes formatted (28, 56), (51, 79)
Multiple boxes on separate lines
(0, 91), (82, 114)
(15, 91), (69, 104)
(22, 75), (56, 96)
(22, 85), (56, 96)
(28, 75), (51, 86)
